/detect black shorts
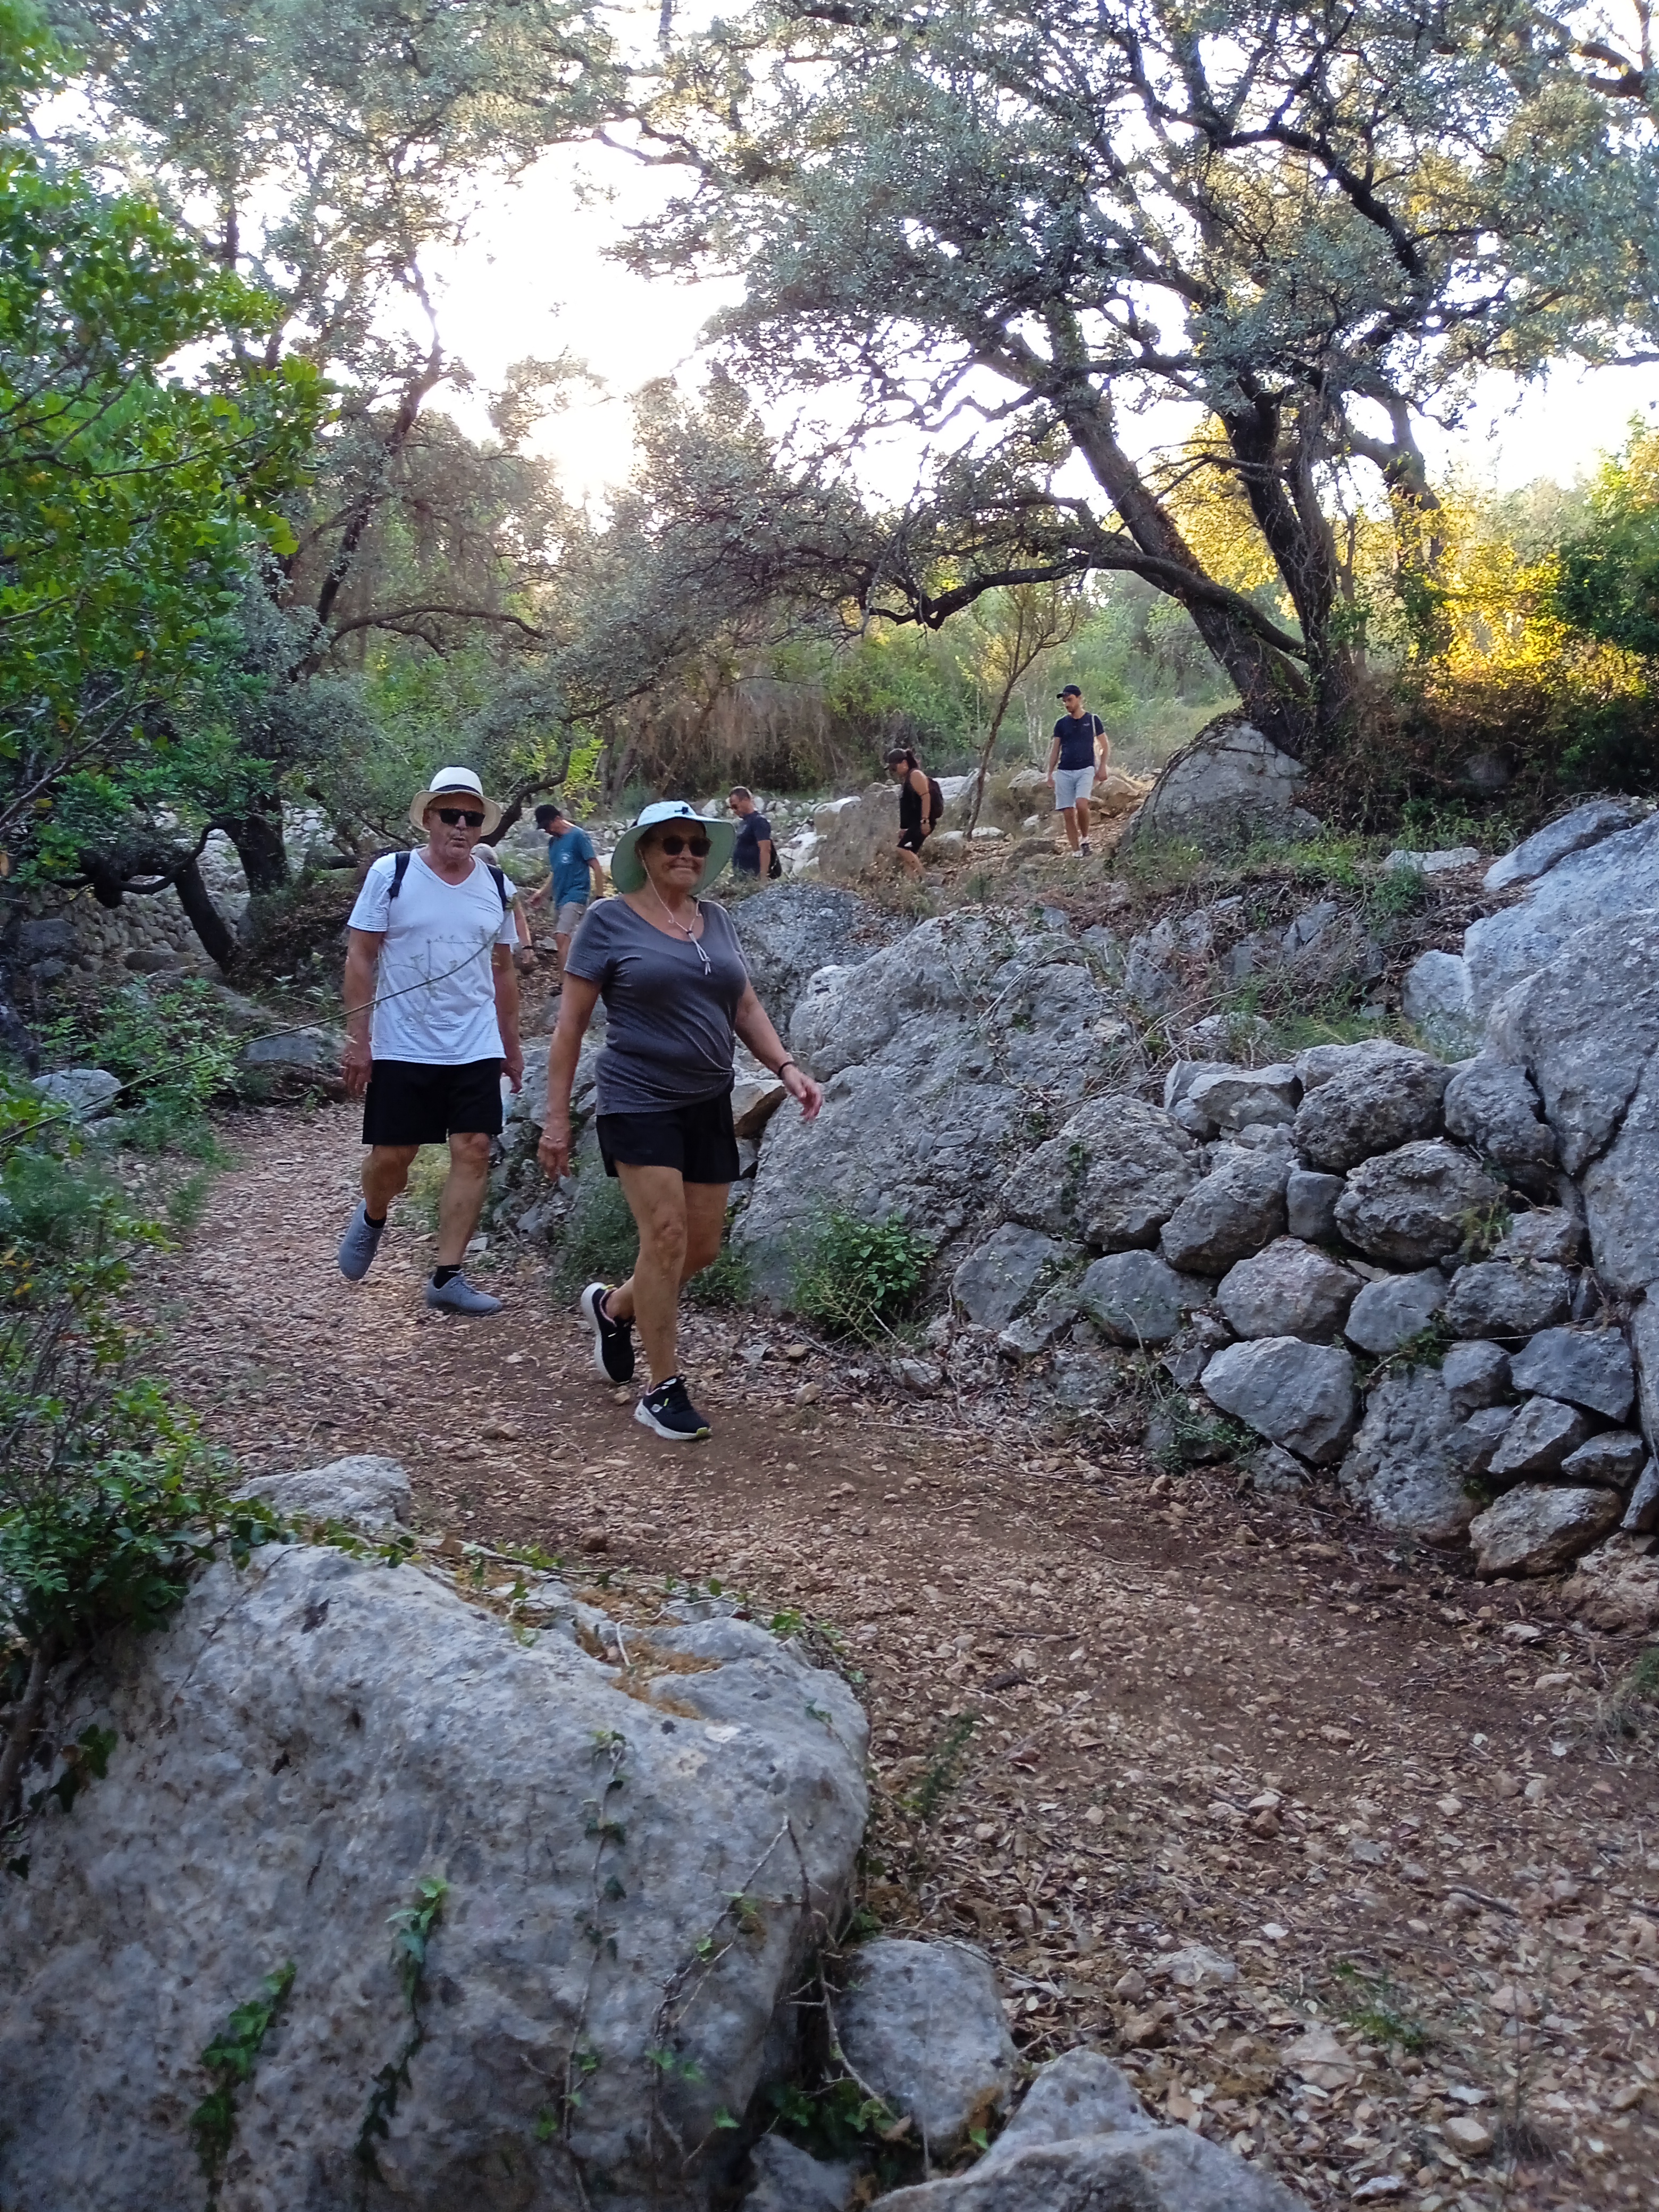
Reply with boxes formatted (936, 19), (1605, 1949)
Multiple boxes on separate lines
(596, 1093), (740, 1185)
(898, 825), (929, 854)
(362, 1058), (505, 1147)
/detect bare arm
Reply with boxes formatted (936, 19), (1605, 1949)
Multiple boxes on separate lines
(757, 837), (774, 876)
(492, 943), (524, 1092)
(734, 984), (823, 1124)
(1045, 732), (1060, 778)
(589, 857), (606, 896)
(535, 975), (602, 1178)
(342, 928), (382, 1098)
(1095, 718), (1111, 770)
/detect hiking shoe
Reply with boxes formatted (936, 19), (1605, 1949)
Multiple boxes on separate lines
(337, 1201), (386, 1281)
(1079, 837), (1092, 856)
(424, 1271), (502, 1316)
(581, 1281), (635, 1382)
(634, 1376), (711, 1441)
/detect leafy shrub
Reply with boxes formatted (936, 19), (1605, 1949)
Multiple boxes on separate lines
(685, 1242), (752, 1308)
(790, 1210), (932, 1341)
(548, 1162), (640, 1298)
(45, 979), (243, 1152)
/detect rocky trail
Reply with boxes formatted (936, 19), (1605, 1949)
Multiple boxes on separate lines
(146, 1098), (1659, 2212)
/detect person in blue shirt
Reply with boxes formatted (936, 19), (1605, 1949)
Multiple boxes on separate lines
(728, 786), (775, 877)
(1046, 684), (1110, 856)
(527, 802), (605, 977)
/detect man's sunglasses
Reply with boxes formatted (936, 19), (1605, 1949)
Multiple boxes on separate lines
(434, 807), (486, 828)
(656, 834), (711, 858)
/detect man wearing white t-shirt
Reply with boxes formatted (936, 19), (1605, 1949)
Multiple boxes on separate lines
(336, 768), (525, 1314)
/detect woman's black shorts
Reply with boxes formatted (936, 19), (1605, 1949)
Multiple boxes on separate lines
(898, 825), (930, 854)
(362, 1057), (504, 1147)
(597, 1092), (740, 1185)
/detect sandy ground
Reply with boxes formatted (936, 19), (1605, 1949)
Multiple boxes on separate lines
(145, 1101), (1659, 2211)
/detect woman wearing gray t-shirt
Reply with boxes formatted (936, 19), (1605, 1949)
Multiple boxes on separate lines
(537, 800), (822, 1440)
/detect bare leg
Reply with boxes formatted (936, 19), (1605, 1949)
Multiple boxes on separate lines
(363, 1143), (419, 1218)
(607, 1170), (732, 1384)
(1059, 805), (1080, 850)
(679, 1182), (731, 1285)
(554, 929), (573, 978)
(435, 1129), (492, 1267)
(896, 841), (924, 880)
(1075, 793), (1092, 844)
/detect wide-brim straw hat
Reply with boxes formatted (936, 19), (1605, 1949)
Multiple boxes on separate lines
(409, 766), (502, 838)
(609, 800), (735, 895)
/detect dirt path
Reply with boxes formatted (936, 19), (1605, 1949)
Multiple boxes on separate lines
(149, 1103), (1658, 2211)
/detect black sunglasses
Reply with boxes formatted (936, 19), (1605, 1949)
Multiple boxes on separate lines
(434, 806), (486, 827)
(655, 834), (711, 858)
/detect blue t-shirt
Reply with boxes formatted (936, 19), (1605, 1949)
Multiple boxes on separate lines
(548, 824), (597, 908)
(732, 812), (773, 875)
(1053, 712), (1104, 771)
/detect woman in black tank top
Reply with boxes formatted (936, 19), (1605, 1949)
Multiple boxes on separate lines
(885, 745), (934, 879)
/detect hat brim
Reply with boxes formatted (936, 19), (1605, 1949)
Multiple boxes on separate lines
(610, 815), (736, 894)
(410, 787), (502, 838)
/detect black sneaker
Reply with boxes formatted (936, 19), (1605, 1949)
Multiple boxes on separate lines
(581, 1282), (635, 1382)
(634, 1376), (711, 1442)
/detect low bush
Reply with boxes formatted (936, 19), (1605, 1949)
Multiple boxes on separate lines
(790, 1210), (932, 1342)
(547, 1161), (640, 1300)
(43, 978), (243, 1153)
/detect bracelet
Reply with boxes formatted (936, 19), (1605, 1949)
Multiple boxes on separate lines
(776, 1059), (799, 1077)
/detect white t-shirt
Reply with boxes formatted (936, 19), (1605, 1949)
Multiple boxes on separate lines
(348, 851), (518, 1065)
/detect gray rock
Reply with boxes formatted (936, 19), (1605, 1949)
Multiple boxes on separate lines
(1293, 1037), (1406, 1092)
(0, 1541), (868, 2212)
(13, 915), (75, 959)
(1183, 1011), (1273, 1061)
(1484, 799), (1642, 893)
(893, 1356), (944, 1395)
(1465, 811), (1659, 1013)
(1487, 1395), (1590, 1480)
(1560, 1430), (1648, 1490)
(1217, 1237), (1359, 1343)
(742, 2135), (853, 2212)
(240, 1026), (342, 1076)
(1635, 1296), (1659, 1453)
(835, 1940), (1016, 2156)
(1339, 1369), (1479, 1543)
(1343, 1268), (1447, 1355)
(1159, 1148), (1290, 1275)
(997, 1288), (1079, 1360)
(1250, 1445), (1310, 1494)
(1385, 845), (1481, 875)
(730, 883), (899, 1029)
(1160, 1312), (1234, 1390)
(1046, 1348), (1124, 1411)
(874, 2124), (1309, 2211)
(238, 1453), (412, 1532)
(1470, 1484), (1624, 1577)
(1494, 1208), (1585, 1266)
(1126, 907), (1241, 1019)
(1009, 1096), (1200, 1252)
(1580, 1038), (1659, 1298)
(1444, 1261), (1572, 1340)
(1181, 1063), (1301, 1137)
(1078, 1251), (1211, 1346)
(1509, 1327), (1636, 1421)
(1442, 1339), (1511, 1415)
(31, 1067), (122, 1121)
(1443, 1056), (1557, 1177)
(1623, 1459), (1659, 1534)
(977, 2050), (1154, 2174)
(1286, 1167), (1345, 1242)
(1457, 1404), (1517, 1478)
(1334, 1142), (1504, 1265)
(1402, 951), (1481, 1055)
(1292, 1045), (1449, 1174)
(953, 1224), (1068, 1330)
(1200, 1337), (1358, 1464)
(1121, 717), (1319, 854)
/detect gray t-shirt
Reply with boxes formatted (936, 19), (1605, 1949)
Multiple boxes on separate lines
(564, 896), (750, 1114)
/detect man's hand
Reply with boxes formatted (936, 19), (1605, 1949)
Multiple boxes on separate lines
(537, 1112), (572, 1179)
(343, 1035), (373, 1099)
(783, 1064), (824, 1124)
(503, 1038), (525, 1094)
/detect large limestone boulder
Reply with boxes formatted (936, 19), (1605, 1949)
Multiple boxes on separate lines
(1401, 949), (1481, 1057)
(728, 883), (901, 1030)
(1177, 1062), (1301, 1138)
(1339, 1368), (1481, 1544)
(1343, 1268), (1447, 1355)
(1158, 1146), (1291, 1275)
(1484, 798), (1643, 893)
(1487, 1394), (1590, 1480)
(1216, 1237), (1359, 1343)
(1509, 1326), (1637, 1421)
(31, 1066), (122, 1121)
(1442, 1056), (1557, 1183)
(835, 1940), (1016, 2157)
(1333, 1142), (1504, 1264)
(1078, 1251), (1212, 1345)
(1443, 1260), (1572, 1340)
(0, 1538), (869, 2212)
(1470, 1483), (1624, 1576)
(1200, 1336), (1359, 1463)
(1465, 810), (1659, 1013)
(952, 1224), (1071, 1330)
(240, 1453), (412, 1532)
(813, 784), (901, 882)
(1008, 1097), (1200, 1251)
(1562, 1536), (1659, 1633)
(1291, 1045), (1449, 1173)
(1121, 717), (1319, 854)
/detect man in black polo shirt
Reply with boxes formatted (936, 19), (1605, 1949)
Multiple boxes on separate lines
(729, 787), (775, 877)
(1047, 684), (1110, 855)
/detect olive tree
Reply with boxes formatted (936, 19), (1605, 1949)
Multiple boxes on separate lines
(627, 0), (1659, 755)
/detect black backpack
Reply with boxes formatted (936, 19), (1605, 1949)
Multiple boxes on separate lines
(388, 848), (509, 910)
(767, 843), (784, 879)
(927, 775), (945, 828)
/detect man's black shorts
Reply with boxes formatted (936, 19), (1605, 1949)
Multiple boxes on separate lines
(362, 1058), (505, 1147)
(597, 1092), (740, 1185)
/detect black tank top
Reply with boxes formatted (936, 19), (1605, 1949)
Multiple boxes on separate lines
(899, 773), (923, 834)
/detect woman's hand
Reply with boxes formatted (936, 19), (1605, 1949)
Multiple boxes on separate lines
(782, 1063), (823, 1124)
(537, 1112), (573, 1179)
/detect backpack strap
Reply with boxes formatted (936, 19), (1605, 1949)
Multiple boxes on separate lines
(487, 864), (509, 911)
(389, 850), (412, 900)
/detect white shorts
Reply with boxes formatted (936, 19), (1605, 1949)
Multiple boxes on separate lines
(1053, 765), (1096, 811)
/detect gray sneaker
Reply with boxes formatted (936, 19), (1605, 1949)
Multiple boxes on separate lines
(424, 1271), (502, 1317)
(337, 1201), (386, 1281)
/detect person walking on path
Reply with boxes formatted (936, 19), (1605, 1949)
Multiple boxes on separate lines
(337, 767), (525, 1316)
(525, 801), (605, 979)
(884, 746), (939, 878)
(536, 800), (822, 1441)
(1046, 684), (1110, 855)
(728, 786), (775, 878)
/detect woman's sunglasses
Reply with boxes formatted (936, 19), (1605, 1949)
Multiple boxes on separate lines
(434, 807), (486, 828)
(655, 834), (711, 858)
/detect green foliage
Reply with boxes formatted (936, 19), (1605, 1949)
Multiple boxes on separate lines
(905, 1712), (979, 1824)
(1331, 1960), (1430, 2055)
(1554, 426), (1659, 660)
(767, 2075), (902, 2165)
(1596, 1646), (1659, 1742)
(684, 1241), (752, 1309)
(547, 1162), (640, 1298)
(790, 1210), (932, 1342)
(47, 981), (244, 1149)
(355, 1877), (450, 2194)
(190, 1960), (297, 2207)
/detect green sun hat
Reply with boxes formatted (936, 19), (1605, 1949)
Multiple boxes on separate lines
(608, 800), (736, 895)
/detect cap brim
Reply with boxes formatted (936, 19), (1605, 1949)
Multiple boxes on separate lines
(409, 788), (503, 837)
(610, 816), (736, 894)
